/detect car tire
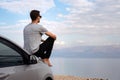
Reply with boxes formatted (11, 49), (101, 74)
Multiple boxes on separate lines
(45, 77), (53, 80)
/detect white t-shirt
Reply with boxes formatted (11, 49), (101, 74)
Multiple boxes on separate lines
(24, 23), (48, 54)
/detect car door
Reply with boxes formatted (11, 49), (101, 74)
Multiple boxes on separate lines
(0, 36), (54, 80)
(0, 36), (30, 80)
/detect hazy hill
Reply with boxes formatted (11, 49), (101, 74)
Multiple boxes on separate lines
(52, 45), (120, 58)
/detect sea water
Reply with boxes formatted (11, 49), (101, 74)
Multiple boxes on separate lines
(51, 58), (120, 80)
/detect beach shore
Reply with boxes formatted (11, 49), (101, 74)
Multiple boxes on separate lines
(54, 75), (107, 80)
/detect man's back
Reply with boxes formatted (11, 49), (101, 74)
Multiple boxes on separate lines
(24, 23), (48, 54)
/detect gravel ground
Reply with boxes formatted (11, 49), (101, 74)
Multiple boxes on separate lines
(54, 75), (108, 80)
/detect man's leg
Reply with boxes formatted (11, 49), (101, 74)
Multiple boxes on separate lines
(37, 37), (55, 66)
(40, 37), (55, 58)
(34, 37), (55, 57)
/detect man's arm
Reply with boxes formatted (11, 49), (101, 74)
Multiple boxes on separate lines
(45, 31), (57, 40)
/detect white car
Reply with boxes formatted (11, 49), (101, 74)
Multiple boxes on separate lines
(0, 35), (54, 80)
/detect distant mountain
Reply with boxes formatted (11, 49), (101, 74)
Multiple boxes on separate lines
(52, 45), (120, 58)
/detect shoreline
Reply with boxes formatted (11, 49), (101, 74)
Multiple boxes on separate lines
(54, 75), (108, 80)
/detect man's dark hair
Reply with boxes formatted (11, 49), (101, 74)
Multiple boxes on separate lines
(30, 10), (40, 21)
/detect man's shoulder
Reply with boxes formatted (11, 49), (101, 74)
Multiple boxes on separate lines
(36, 24), (43, 27)
(31, 24), (43, 27)
(25, 23), (41, 28)
(24, 23), (46, 31)
(24, 23), (31, 28)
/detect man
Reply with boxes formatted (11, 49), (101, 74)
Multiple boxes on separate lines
(24, 10), (56, 67)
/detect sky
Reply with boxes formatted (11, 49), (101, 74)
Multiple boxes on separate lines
(0, 0), (120, 50)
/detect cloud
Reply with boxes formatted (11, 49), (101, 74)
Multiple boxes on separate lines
(0, 22), (6, 25)
(61, 0), (93, 7)
(0, 19), (28, 46)
(56, 41), (65, 45)
(41, 19), (68, 35)
(57, 0), (120, 35)
(0, 0), (55, 14)
(54, 41), (66, 49)
(60, 0), (94, 13)
(46, 0), (120, 46)
(0, 0), (120, 47)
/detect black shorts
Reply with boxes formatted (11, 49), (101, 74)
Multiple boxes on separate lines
(34, 37), (55, 59)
